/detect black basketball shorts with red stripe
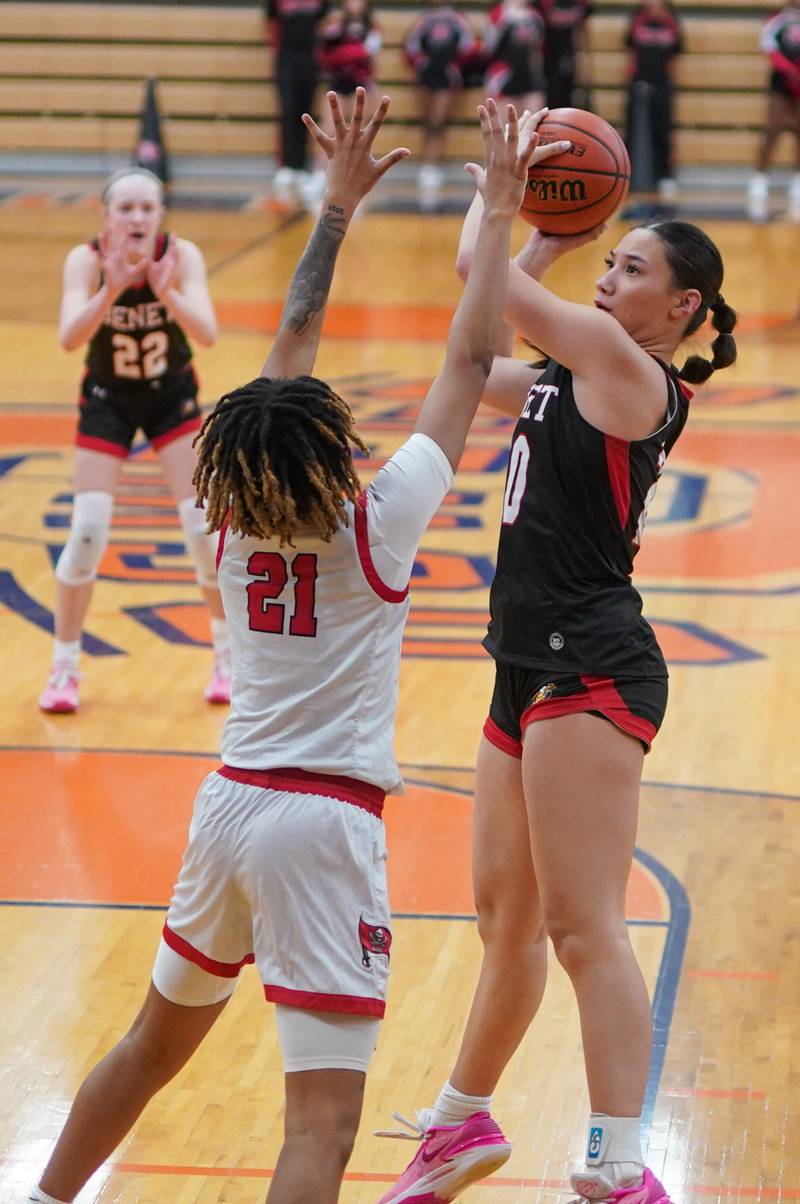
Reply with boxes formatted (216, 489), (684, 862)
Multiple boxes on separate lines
(484, 662), (669, 756)
(77, 368), (202, 458)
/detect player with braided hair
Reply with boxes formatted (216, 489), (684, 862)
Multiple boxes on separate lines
(28, 90), (568, 1204)
(378, 196), (738, 1198)
(194, 375), (367, 543)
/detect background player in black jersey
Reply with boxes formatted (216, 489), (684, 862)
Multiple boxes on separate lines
(539, 0), (592, 110)
(624, 0), (683, 201)
(38, 166), (227, 714)
(748, 0), (800, 221)
(405, 2), (477, 207)
(379, 112), (738, 1204)
(483, 0), (546, 117)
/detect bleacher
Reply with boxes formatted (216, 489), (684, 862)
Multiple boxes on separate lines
(0, 0), (792, 168)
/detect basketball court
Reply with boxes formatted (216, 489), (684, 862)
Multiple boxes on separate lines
(0, 111), (799, 1204)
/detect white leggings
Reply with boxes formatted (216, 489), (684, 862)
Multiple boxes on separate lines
(152, 943), (380, 1073)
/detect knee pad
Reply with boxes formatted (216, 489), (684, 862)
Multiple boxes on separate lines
(55, 490), (113, 585)
(275, 1004), (381, 1073)
(178, 495), (218, 589)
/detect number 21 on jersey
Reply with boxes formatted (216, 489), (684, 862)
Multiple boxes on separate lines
(246, 551), (318, 637)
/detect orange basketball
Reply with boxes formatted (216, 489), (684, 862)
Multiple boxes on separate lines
(520, 108), (631, 235)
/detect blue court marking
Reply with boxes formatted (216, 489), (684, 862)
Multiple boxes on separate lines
(633, 847), (691, 1130)
(0, 570), (123, 655)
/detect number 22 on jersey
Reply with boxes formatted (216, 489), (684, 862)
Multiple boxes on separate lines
(246, 551), (318, 637)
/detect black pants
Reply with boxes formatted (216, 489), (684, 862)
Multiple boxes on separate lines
(626, 78), (674, 182)
(544, 52), (575, 110)
(276, 50), (317, 170)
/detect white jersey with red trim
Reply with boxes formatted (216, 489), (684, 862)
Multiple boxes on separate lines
(217, 433), (453, 791)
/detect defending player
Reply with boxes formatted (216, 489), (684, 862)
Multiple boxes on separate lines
(38, 167), (229, 712)
(27, 92), (567, 1204)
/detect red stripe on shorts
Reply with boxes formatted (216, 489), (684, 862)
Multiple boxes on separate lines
(265, 983), (386, 1017)
(75, 433), (129, 458)
(162, 923), (255, 978)
(482, 715), (523, 759)
(217, 765), (386, 817)
(519, 676), (656, 750)
(150, 416), (203, 449)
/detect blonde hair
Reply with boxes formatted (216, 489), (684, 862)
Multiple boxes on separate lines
(101, 167), (165, 206)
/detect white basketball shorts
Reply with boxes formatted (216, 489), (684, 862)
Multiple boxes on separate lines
(152, 766), (392, 1018)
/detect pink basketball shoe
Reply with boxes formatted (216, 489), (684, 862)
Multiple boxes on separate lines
(204, 661), (231, 705)
(570, 1167), (671, 1204)
(376, 1110), (512, 1203)
(38, 665), (79, 713)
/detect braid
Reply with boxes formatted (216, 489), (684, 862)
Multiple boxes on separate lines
(193, 375), (369, 544)
(678, 293), (738, 385)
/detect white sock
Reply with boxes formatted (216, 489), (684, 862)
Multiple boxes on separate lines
(210, 617), (230, 664)
(52, 639), (80, 670)
(789, 173), (800, 196)
(29, 1187), (70, 1204)
(430, 1080), (492, 1127)
(582, 1113), (644, 1187)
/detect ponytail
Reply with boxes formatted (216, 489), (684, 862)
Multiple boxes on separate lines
(678, 294), (738, 384)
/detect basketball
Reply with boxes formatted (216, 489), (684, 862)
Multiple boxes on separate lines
(520, 108), (631, 235)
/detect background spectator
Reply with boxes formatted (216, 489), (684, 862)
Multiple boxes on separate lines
(748, 0), (800, 221)
(405, 2), (476, 207)
(625, 0), (683, 199)
(483, 0), (546, 115)
(538, 0), (592, 110)
(266, 0), (329, 204)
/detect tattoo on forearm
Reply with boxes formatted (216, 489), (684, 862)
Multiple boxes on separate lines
(283, 209), (348, 336)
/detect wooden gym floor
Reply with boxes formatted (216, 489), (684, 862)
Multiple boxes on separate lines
(0, 193), (798, 1202)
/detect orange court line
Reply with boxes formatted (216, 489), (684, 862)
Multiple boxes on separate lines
(92, 1164), (800, 1196)
(3, 1158), (796, 1195)
(215, 299), (455, 342)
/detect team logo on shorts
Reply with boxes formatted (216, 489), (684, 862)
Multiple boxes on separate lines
(549, 632), (565, 651)
(532, 682), (556, 706)
(359, 916), (392, 969)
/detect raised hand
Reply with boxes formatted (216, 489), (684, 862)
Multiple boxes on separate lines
(98, 231), (151, 298)
(302, 88), (410, 211)
(465, 100), (571, 217)
(147, 241), (179, 301)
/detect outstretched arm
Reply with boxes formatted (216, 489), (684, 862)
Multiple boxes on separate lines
(261, 88), (409, 380)
(414, 100), (542, 470)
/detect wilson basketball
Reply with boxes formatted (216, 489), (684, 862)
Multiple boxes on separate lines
(521, 108), (631, 235)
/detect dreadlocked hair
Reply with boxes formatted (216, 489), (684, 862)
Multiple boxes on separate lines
(193, 375), (369, 545)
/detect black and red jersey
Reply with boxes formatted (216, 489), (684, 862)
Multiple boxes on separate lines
(484, 358), (691, 676)
(626, 7), (683, 82)
(538, 0), (591, 58)
(405, 8), (474, 69)
(318, 11), (381, 87)
(485, 5), (546, 77)
(85, 232), (193, 386)
(266, 0), (329, 54)
(761, 6), (800, 94)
